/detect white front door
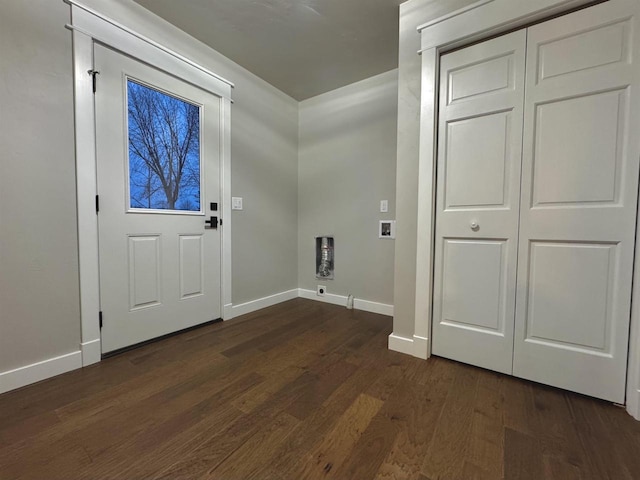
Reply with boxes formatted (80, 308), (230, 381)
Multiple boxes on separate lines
(513, 0), (640, 403)
(431, 31), (527, 374)
(95, 44), (222, 353)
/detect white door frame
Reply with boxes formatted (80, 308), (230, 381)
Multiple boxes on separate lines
(66, 0), (233, 366)
(412, 0), (640, 420)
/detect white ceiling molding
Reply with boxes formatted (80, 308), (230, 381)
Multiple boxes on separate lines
(64, 0), (234, 98)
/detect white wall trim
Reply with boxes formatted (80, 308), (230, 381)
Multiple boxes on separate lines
(298, 289), (394, 316)
(0, 351), (82, 395)
(72, 28), (102, 367)
(628, 174), (640, 419)
(628, 389), (640, 420)
(231, 289), (299, 318)
(412, 335), (429, 360)
(69, 4), (233, 364)
(388, 333), (414, 356)
(220, 97), (233, 320)
(64, 0), (234, 90)
(66, 9), (231, 100)
(388, 334), (429, 359)
(417, 0), (495, 32)
(418, 0), (595, 52)
(353, 298), (394, 317)
(299, 289), (348, 307)
(81, 339), (101, 366)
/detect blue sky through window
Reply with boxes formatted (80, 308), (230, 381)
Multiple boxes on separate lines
(127, 80), (201, 211)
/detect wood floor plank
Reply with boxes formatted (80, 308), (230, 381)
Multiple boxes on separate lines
(374, 358), (458, 480)
(467, 369), (505, 478)
(420, 361), (480, 479)
(0, 299), (639, 480)
(504, 427), (545, 480)
(570, 395), (635, 480)
(293, 393), (385, 479)
(263, 351), (395, 478)
(205, 412), (299, 480)
(338, 378), (407, 479)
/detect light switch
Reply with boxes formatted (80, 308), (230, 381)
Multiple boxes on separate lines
(380, 200), (388, 213)
(232, 197), (243, 210)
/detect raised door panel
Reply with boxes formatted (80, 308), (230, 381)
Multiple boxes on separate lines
(179, 234), (204, 299)
(447, 53), (516, 104)
(532, 89), (626, 206)
(440, 239), (507, 334)
(537, 19), (631, 83)
(445, 112), (511, 209)
(432, 30), (526, 375)
(128, 235), (162, 310)
(525, 242), (615, 352)
(514, 0), (640, 403)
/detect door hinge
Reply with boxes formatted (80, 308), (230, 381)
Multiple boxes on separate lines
(88, 69), (100, 93)
(95, 194), (100, 213)
(99, 311), (103, 329)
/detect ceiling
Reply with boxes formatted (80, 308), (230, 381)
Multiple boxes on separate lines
(132, 0), (403, 100)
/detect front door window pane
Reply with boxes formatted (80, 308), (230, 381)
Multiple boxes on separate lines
(127, 79), (201, 211)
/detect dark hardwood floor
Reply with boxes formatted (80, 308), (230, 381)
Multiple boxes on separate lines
(1, 298), (639, 479)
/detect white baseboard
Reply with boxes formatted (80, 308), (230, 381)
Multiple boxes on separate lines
(353, 298), (394, 316)
(223, 303), (233, 320)
(628, 389), (640, 421)
(0, 350), (82, 395)
(412, 335), (429, 360)
(298, 289), (393, 316)
(388, 333), (430, 359)
(231, 289), (299, 318)
(81, 338), (101, 366)
(388, 333), (415, 356)
(298, 288), (347, 307)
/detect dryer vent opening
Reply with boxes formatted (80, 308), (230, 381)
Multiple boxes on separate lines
(315, 236), (334, 280)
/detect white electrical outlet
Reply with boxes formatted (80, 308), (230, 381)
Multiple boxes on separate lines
(232, 197), (243, 210)
(380, 200), (388, 213)
(317, 285), (326, 296)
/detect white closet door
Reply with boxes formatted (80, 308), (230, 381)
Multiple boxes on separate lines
(432, 31), (526, 374)
(514, 0), (640, 403)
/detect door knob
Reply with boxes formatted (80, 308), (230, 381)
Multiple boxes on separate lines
(470, 221), (479, 231)
(205, 216), (218, 229)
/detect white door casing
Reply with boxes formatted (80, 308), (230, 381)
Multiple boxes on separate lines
(432, 31), (526, 374)
(512, 0), (640, 403)
(95, 44), (222, 353)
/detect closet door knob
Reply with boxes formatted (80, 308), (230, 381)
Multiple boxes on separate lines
(470, 221), (479, 231)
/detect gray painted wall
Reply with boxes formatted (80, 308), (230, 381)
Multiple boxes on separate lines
(298, 70), (398, 305)
(392, 0), (476, 337)
(0, 0), (81, 371)
(0, 0), (299, 374)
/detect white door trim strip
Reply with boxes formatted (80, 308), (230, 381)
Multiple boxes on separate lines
(63, 0), (234, 91)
